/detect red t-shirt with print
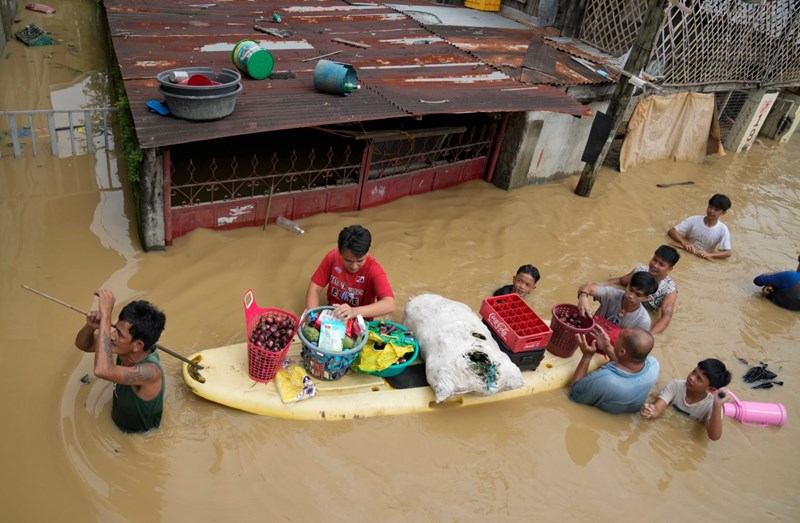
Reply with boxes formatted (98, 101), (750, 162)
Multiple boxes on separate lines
(310, 248), (394, 308)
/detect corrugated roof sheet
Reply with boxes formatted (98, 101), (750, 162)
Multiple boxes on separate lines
(105, 0), (603, 149)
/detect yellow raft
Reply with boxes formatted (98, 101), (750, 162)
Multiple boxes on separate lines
(181, 339), (606, 421)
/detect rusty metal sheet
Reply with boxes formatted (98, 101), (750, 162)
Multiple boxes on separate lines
(105, 0), (593, 149)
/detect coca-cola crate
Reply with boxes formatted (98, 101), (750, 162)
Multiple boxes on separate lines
(479, 293), (552, 353)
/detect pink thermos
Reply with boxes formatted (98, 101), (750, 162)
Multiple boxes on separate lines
(721, 391), (787, 427)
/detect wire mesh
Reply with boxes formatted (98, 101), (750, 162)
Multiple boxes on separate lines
(579, 0), (800, 88)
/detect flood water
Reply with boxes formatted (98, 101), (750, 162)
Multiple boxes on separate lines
(1, 1), (798, 521)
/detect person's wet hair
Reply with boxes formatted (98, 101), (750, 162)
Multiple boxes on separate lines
(516, 264), (541, 283)
(119, 300), (166, 351)
(654, 245), (680, 267)
(708, 193), (731, 212)
(697, 358), (732, 389)
(630, 271), (658, 296)
(338, 225), (372, 257)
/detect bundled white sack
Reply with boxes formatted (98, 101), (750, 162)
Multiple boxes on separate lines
(402, 294), (524, 403)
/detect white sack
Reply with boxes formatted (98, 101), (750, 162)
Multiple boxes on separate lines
(402, 294), (524, 403)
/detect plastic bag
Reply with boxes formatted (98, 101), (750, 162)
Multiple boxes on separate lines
(402, 294), (524, 403)
(274, 362), (317, 404)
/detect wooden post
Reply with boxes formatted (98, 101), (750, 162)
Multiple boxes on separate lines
(574, 0), (666, 197)
(558, 0), (589, 38)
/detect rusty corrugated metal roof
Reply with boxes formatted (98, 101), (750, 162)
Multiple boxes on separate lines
(105, 0), (600, 149)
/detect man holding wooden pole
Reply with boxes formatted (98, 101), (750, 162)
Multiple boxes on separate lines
(74, 289), (167, 433)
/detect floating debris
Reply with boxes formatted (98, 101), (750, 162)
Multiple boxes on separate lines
(15, 23), (53, 46)
(26, 3), (56, 14)
(752, 380), (783, 390)
(743, 362), (782, 389)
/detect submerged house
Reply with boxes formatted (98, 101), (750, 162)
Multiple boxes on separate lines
(104, 0), (800, 250)
(106, 0), (611, 250)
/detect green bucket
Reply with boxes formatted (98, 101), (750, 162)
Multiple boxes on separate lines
(231, 39), (274, 80)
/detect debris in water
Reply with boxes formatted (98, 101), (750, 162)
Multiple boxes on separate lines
(80, 373), (90, 384)
(26, 3), (56, 14)
(742, 362), (782, 389)
(14, 23), (53, 46)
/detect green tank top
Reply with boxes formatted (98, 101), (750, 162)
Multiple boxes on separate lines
(111, 351), (165, 433)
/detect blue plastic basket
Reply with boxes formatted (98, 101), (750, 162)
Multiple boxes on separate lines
(297, 306), (367, 381)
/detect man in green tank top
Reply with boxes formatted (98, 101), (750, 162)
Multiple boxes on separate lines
(75, 289), (167, 433)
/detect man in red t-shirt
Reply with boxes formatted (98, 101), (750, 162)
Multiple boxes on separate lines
(305, 225), (395, 321)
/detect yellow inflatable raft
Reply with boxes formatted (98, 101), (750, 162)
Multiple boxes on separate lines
(181, 339), (606, 421)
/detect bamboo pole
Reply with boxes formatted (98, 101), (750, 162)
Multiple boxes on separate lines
(21, 284), (203, 370)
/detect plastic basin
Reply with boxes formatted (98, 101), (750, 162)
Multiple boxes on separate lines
(156, 67), (241, 95)
(159, 83), (242, 121)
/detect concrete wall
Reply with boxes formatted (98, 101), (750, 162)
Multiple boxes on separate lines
(493, 100), (609, 189)
(0, 0), (20, 52)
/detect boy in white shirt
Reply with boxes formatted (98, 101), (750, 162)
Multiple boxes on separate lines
(668, 193), (732, 260)
(640, 358), (732, 441)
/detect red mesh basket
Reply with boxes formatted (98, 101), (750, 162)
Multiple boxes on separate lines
(243, 289), (298, 383)
(546, 303), (595, 358)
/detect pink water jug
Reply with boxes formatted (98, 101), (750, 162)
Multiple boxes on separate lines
(721, 390), (787, 427)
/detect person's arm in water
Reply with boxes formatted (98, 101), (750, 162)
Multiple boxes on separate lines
(669, 227), (729, 261)
(649, 291), (677, 335)
(667, 226), (695, 254)
(706, 390), (732, 441)
(640, 397), (669, 419)
(703, 248), (731, 260)
(667, 227), (712, 259)
(75, 310), (100, 352)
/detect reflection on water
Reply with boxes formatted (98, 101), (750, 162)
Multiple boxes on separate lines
(1, 1), (800, 521)
(564, 420), (601, 466)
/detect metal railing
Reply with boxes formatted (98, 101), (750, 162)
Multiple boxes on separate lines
(0, 108), (116, 158)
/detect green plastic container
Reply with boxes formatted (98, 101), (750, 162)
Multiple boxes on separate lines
(359, 321), (419, 378)
(232, 39), (274, 80)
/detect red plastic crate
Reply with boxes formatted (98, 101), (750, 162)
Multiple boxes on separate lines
(480, 294), (552, 352)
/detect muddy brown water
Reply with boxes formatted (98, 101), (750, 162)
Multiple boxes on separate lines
(1, 2), (799, 521)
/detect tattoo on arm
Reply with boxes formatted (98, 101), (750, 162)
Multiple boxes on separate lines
(122, 364), (155, 384)
(102, 332), (113, 358)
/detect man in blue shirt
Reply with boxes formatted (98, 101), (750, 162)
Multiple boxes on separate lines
(570, 326), (658, 414)
(753, 256), (800, 311)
